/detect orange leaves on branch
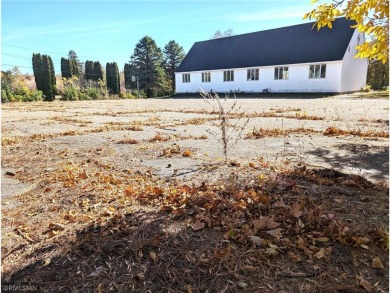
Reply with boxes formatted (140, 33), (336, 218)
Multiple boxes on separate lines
(304, 0), (389, 63)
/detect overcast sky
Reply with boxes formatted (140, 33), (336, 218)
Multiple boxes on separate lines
(2, 0), (317, 74)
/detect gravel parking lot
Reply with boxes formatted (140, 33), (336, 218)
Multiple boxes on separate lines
(2, 95), (389, 196)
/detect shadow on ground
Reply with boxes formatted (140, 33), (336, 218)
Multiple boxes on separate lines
(308, 143), (389, 182)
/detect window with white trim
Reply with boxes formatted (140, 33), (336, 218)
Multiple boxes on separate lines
(309, 64), (326, 79)
(247, 68), (259, 81)
(223, 70), (234, 82)
(182, 73), (190, 83)
(202, 72), (211, 82)
(274, 67), (288, 80)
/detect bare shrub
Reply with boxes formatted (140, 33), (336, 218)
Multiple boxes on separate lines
(199, 89), (250, 162)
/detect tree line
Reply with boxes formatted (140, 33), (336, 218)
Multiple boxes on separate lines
(31, 36), (186, 100)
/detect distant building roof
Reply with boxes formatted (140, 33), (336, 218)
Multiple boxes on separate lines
(176, 17), (356, 73)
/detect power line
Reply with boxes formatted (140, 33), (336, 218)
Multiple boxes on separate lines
(2, 43), (118, 61)
(3, 52), (31, 60)
(2, 64), (34, 69)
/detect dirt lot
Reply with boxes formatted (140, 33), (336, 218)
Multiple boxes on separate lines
(1, 95), (389, 292)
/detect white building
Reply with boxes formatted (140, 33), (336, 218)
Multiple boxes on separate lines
(175, 18), (368, 94)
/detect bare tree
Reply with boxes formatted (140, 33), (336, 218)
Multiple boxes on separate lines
(211, 29), (234, 39)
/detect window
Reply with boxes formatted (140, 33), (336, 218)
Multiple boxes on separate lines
(247, 68), (259, 81)
(223, 70), (234, 82)
(309, 64), (326, 79)
(182, 73), (190, 83)
(202, 72), (211, 82)
(274, 67), (288, 80)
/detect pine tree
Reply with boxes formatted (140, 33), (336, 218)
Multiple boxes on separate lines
(130, 36), (165, 98)
(163, 40), (186, 94)
(68, 50), (82, 77)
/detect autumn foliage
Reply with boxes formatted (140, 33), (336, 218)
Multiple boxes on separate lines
(304, 0), (389, 63)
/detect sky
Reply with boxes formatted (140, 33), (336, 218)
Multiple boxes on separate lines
(2, 0), (318, 75)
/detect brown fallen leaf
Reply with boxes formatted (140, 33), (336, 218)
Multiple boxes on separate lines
(79, 170), (88, 179)
(314, 237), (330, 243)
(287, 251), (302, 262)
(273, 200), (288, 208)
(124, 186), (135, 196)
(314, 248), (326, 259)
(135, 273), (145, 281)
(252, 217), (268, 230)
(357, 276), (372, 292)
(290, 202), (302, 218)
(266, 228), (283, 239)
(191, 221), (206, 231)
(266, 217), (280, 229)
(43, 258), (51, 267)
(248, 236), (266, 246)
(342, 179), (359, 188)
(48, 222), (65, 231)
(252, 216), (279, 230)
(182, 149), (192, 157)
(372, 256), (384, 269)
(223, 229), (234, 239)
(266, 244), (279, 255)
(150, 251), (157, 262)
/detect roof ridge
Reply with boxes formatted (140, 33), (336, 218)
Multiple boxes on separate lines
(194, 16), (349, 45)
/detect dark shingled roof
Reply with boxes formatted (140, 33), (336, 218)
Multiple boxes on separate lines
(176, 17), (355, 73)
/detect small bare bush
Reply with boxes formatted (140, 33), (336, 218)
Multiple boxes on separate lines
(199, 89), (250, 162)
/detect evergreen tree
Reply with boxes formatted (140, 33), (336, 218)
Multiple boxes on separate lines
(106, 62), (120, 94)
(61, 57), (72, 78)
(85, 60), (94, 80)
(92, 61), (103, 81)
(112, 62), (120, 94)
(32, 53), (43, 91)
(106, 63), (111, 92)
(367, 60), (389, 90)
(163, 40), (186, 94)
(130, 36), (165, 98)
(124, 63), (132, 90)
(68, 50), (82, 77)
(48, 55), (56, 92)
(41, 55), (56, 101)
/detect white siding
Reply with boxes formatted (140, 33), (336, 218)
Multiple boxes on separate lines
(340, 30), (368, 92)
(175, 62), (343, 94)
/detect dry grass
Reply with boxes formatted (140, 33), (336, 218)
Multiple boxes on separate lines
(117, 138), (139, 144)
(246, 127), (319, 139)
(323, 126), (389, 138)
